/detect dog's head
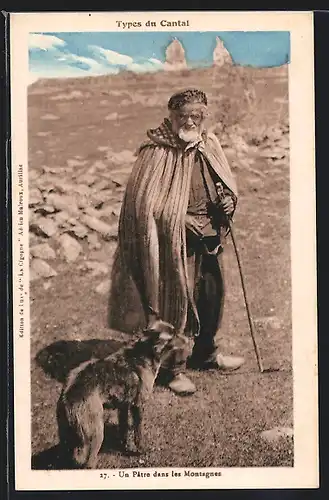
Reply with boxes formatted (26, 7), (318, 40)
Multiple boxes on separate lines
(141, 321), (189, 364)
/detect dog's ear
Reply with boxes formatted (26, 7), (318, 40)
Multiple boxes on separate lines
(143, 320), (175, 337)
(162, 322), (175, 334)
(158, 331), (173, 342)
(153, 331), (173, 356)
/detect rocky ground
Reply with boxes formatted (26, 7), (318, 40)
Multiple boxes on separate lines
(29, 65), (293, 469)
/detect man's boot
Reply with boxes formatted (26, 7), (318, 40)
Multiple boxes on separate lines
(188, 352), (245, 371)
(168, 373), (196, 396)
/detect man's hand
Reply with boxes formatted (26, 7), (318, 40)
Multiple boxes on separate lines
(185, 214), (203, 236)
(220, 196), (234, 216)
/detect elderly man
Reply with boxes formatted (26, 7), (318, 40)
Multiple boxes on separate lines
(109, 88), (244, 395)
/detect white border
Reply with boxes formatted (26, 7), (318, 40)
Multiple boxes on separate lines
(10, 10), (318, 490)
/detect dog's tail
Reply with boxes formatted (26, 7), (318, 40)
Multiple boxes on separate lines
(57, 391), (104, 468)
(56, 394), (89, 468)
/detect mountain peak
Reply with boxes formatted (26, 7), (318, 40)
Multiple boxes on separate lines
(164, 39), (187, 71)
(213, 36), (233, 67)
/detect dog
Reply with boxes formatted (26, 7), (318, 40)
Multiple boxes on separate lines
(56, 321), (188, 469)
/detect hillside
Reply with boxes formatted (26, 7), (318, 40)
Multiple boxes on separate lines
(28, 64), (292, 470)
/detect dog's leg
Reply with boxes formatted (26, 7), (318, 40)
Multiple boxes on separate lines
(85, 414), (104, 469)
(71, 405), (91, 468)
(70, 394), (104, 469)
(84, 395), (104, 469)
(118, 404), (129, 451)
(56, 394), (78, 468)
(131, 404), (144, 455)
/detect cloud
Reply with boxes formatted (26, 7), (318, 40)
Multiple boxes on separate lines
(29, 40), (165, 83)
(128, 59), (164, 73)
(29, 33), (66, 51)
(29, 65), (117, 85)
(56, 53), (111, 74)
(81, 45), (164, 73)
(88, 45), (164, 72)
(149, 57), (163, 65)
(89, 45), (133, 66)
(28, 61), (120, 85)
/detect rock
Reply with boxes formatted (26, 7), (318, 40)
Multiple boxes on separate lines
(87, 232), (101, 250)
(52, 180), (76, 193)
(74, 194), (89, 210)
(95, 280), (111, 295)
(46, 193), (80, 216)
(58, 233), (82, 262)
(41, 113), (59, 120)
(53, 211), (70, 226)
(109, 165), (133, 176)
(91, 241), (117, 262)
(29, 169), (42, 182)
(213, 36), (233, 66)
(83, 207), (102, 218)
(34, 204), (56, 215)
(111, 204), (121, 218)
(79, 174), (96, 186)
(92, 160), (107, 171)
(68, 224), (89, 239)
(29, 210), (44, 228)
(67, 158), (88, 167)
(105, 149), (136, 165)
(254, 316), (282, 330)
(67, 216), (79, 225)
(72, 184), (91, 196)
(105, 112), (118, 121)
(92, 179), (112, 192)
(30, 258), (57, 279)
(51, 90), (87, 101)
(43, 166), (71, 175)
(30, 243), (56, 260)
(221, 146), (235, 157)
(30, 217), (58, 238)
(260, 427), (293, 444)
(80, 214), (118, 241)
(91, 189), (115, 206)
(232, 136), (249, 153)
(98, 204), (121, 219)
(29, 269), (39, 282)
(29, 188), (43, 207)
(29, 232), (40, 246)
(238, 158), (253, 169)
(87, 166), (97, 175)
(37, 131), (51, 137)
(81, 261), (109, 277)
(164, 38), (187, 71)
(266, 126), (283, 142)
(259, 148), (286, 160)
(35, 176), (56, 193)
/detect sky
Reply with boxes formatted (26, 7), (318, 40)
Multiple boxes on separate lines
(29, 31), (290, 84)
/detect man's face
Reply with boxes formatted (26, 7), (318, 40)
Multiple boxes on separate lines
(170, 102), (207, 144)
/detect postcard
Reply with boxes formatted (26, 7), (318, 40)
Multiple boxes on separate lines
(10, 10), (317, 490)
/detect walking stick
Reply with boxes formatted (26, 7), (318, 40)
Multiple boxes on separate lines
(216, 183), (271, 373)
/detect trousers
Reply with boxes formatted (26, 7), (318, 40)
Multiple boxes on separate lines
(162, 233), (225, 374)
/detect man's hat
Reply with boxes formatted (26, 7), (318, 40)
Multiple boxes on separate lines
(168, 89), (208, 110)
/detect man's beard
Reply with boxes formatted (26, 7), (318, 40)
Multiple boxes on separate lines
(171, 120), (204, 144)
(177, 127), (203, 144)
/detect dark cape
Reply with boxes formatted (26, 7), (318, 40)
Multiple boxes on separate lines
(108, 119), (238, 335)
